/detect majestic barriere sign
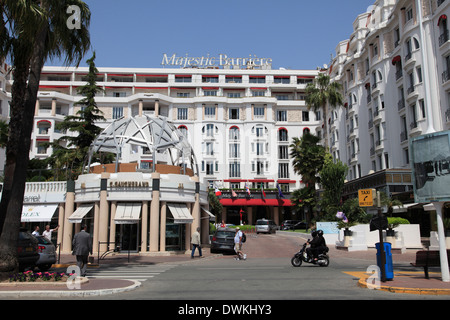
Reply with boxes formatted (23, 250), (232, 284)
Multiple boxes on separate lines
(161, 53), (272, 69)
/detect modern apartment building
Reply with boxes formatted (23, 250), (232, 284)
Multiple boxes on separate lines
(326, 0), (450, 204)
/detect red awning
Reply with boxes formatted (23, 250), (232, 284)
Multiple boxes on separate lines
(250, 87), (267, 90)
(136, 74), (167, 77)
(220, 198), (292, 207)
(248, 179), (274, 183)
(438, 14), (447, 26)
(202, 87), (219, 90)
(277, 180), (296, 184)
(391, 55), (401, 65)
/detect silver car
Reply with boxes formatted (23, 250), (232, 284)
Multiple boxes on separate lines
(255, 219), (278, 234)
(34, 236), (57, 271)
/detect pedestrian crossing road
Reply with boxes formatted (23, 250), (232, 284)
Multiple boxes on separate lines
(86, 264), (177, 282)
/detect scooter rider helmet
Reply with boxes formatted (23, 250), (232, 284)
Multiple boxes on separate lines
(317, 230), (323, 236)
(311, 231), (317, 237)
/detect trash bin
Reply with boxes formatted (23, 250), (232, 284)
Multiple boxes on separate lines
(376, 242), (394, 280)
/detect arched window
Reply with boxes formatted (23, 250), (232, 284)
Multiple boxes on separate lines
(278, 128), (288, 141)
(177, 125), (188, 138)
(229, 126), (240, 140)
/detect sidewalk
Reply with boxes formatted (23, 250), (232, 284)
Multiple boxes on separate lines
(0, 251), (217, 298)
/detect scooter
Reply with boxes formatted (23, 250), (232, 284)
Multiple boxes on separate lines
(291, 239), (330, 267)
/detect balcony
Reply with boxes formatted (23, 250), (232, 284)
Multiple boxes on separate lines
(439, 30), (449, 47)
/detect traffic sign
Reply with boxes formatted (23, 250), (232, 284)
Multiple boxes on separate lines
(358, 189), (376, 207)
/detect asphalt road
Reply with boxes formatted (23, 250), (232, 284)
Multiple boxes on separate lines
(82, 232), (446, 303)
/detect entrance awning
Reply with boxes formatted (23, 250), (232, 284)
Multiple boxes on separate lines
(21, 204), (58, 222)
(392, 203), (421, 213)
(68, 204), (93, 223)
(167, 203), (194, 224)
(114, 202), (142, 224)
(201, 207), (215, 220)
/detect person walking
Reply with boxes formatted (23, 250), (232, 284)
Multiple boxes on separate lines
(234, 227), (246, 260)
(31, 226), (40, 236)
(72, 225), (92, 277)
(191, 227), (202, 258)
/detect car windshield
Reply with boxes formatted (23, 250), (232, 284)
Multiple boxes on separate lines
(216, 231), (235, 237)
(256, 220), (269, 225)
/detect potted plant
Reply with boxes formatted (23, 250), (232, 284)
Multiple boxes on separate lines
(386, 217), (409, 247)
(336, 211), (356, 247)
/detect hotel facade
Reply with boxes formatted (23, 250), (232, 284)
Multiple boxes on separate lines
(0, 55), (320, 254)
(325, 0), (450, 235)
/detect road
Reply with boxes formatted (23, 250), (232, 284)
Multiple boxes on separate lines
(77, 232), (445, 303)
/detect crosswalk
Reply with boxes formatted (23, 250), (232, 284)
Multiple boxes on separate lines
(86, 264), (177, 282)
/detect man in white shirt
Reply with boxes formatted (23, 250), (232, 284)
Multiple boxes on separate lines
(31, 226), (40, 236)
(234, 227), (246, 260)
(42, 225), (59, 242)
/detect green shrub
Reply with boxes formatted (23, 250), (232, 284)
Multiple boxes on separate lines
(387, 217), (410, 228)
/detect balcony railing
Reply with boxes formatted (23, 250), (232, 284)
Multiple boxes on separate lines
(439, 30), (449, 47)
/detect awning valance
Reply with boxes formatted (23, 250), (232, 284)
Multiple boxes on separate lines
(68, 204), (93, 223)
(167, 203), (194, 224)
(201, 207), (215, 220)
(21, 204), (58, 222)
(391, 55), (401, 65)
(114, 203), (142, 224)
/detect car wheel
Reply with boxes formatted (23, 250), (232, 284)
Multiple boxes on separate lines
(38, 264), (52, 271)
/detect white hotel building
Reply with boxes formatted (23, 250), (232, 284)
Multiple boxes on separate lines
(0, 55), (320, 233)
(325, 0), (450, 235)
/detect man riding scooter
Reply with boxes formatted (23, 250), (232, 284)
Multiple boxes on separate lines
(306, 230), (327, 262)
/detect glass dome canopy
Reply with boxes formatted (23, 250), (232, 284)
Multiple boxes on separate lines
(86, 115), (198, 175)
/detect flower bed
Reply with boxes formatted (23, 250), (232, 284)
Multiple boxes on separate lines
(7, 271), (73, 283)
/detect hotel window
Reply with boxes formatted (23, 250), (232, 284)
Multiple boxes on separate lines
(229, 162), (240, 178)
(229, 126), (240, 140)
(254, 161), (264, 175)
(112, 107), (123, 119)
(175, 75), (191, 82)
(229, 143), (240, 158)
(113, 92), (127, 97)
(256, 142), (264, 155)
(277, 110), (287, 122)
(275, 94), (289, 100)
(278, 145), (289, 159)
(302, 111), (310, 122)
(278, 128), (288, 142)
(254, 125), (267, 137)
(178, 125), (188, 137)
(249, 76), (265, 84)
(229, 108), (239, 119)
(406, 6), (413, 23)
(274, 77), (290, 84)
(36, 141), (49, 154)
(177, 92), (190, 98)
(205, 142), (214, 156)
(227, 92), (241, 98)
(204, 90), (217, 96)
(204, 106), (216, 118)
(254, 106), (265, 118)
(177, 107), (188, 120)
(226, 76), (242, 83)
(205, 161), (214, 175)
(252, 90), (265, 97)
(202, 76), (218, 83)
(203, 124), (217, 137)
(278, 163), (290, 179)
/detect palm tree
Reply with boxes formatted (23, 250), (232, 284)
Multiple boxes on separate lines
(305, 73), (343, 152)
(0, 0), (91, 276)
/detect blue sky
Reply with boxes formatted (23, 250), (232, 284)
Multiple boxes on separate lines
(48, 0), (376, 70)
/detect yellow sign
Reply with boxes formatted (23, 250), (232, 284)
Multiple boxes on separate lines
(358, 189), (375, 207)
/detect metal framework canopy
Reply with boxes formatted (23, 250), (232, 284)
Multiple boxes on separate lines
(86, 115), (198, 174)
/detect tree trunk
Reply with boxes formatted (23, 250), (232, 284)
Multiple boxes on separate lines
(0, 27), (47, 277)
(322, 103), (329, 153)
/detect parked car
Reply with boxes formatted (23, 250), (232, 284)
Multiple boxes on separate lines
(281, 220), (308, 231)
(255, 219), (278, 234)
(17, 228), (39, 271)
(34, 235), (57, 271)
(210, 228), (236, 253)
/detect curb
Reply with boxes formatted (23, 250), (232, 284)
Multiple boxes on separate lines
(357, 274), (450, 295)
(0, 279), (141, 298)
